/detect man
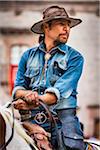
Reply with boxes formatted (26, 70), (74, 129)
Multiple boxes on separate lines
(12, 5), (86, 150)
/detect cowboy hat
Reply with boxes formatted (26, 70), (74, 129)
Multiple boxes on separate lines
(31, 5), (82, 34)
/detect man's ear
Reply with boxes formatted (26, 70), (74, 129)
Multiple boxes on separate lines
(44, 23), (49, 28)
(42, 23), (49, 32)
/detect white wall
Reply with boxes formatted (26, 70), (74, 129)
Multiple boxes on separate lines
(68, 12), (99, 136)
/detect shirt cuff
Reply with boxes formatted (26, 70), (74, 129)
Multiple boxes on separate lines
(45, 87), (60, 102)
(12, 86), (26, 99)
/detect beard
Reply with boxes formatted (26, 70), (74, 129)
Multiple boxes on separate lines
(53, 33), (69, 46)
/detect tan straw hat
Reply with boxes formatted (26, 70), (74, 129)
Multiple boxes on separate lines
(31, 5), (82, 34)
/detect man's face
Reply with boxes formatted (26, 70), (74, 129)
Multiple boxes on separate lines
(45, 19), (71, 45)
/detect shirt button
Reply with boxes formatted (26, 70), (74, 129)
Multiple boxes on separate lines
(74, 136), (77, 139)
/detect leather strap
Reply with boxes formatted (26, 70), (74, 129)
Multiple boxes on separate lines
(38, 99), (60, 148)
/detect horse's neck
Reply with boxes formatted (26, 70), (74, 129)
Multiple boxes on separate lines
(6, 119), (31, 150)
(0, 106), (38, 150)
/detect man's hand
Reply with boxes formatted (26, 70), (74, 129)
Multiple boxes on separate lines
(13, 99), (37, 110)
(13, 91), (40, 110)
(13, 89), (57, 110)
(24, 91), (39, 105)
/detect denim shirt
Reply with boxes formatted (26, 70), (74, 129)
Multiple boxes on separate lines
(12, 42), (84, 113)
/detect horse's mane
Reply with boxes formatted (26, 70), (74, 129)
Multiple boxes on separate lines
(0, 103), (39, 150)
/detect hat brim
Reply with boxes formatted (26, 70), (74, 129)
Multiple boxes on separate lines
(31, 16), (82, 34)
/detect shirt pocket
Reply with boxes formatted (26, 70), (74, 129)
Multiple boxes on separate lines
(24, 67), (40, 83)
(50, 60), (67, 85)
(53, 60), (67, 77)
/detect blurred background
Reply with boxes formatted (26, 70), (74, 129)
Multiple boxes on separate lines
(0, 0), (99, 140)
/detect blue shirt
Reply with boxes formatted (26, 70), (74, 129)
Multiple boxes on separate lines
(12, 42), (84, 113)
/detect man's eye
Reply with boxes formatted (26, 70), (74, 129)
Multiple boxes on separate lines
(67, 22), (71, 27)
(60, 22), (70, 27)
(60, 23), (65, 26)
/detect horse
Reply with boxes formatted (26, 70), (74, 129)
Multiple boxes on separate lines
(0, 103), (39, 150)
(0, 102), (100, 150)
(0, 102), (53, 150)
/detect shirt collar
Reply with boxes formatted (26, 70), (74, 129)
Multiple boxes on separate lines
(57, 44), (69, 54)
(38, 41), (68, 54)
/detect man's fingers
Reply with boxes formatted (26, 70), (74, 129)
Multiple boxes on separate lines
(12, 100), (29, 110)
(33, 92), (39, 105)
(24, 91), (39, 105)
(12, 91), (40, 109)
(13, 100), (25, 106)
(34, 91), (39, 99)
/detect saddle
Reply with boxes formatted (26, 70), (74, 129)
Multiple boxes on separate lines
(22, 121), (52, 150)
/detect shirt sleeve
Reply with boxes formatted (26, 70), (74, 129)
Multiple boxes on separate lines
(46, 49), (84, 101)
(12, 51), (30, 98)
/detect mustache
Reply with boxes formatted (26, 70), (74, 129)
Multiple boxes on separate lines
(59, 33), (69, 36)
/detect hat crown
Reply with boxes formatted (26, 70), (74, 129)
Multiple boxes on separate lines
(43, 6), (69, 19)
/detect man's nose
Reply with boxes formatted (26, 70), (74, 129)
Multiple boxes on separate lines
(63, 25), (69, 32)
